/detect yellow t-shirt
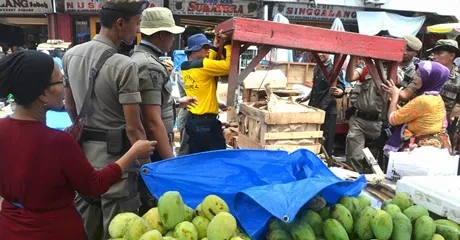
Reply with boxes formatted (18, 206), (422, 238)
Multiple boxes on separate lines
(181, 45), (231, 115)
(390, 94), (446, 136)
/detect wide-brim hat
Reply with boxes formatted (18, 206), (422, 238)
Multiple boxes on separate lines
(184, 33), (212, 52)
(427, 39), (460, 57)
(140, 7), (185, 35)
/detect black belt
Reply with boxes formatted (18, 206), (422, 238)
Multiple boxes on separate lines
(81, 129), (107, 142)
(356, 111), (380, 121)
(188, 113), (218, 119)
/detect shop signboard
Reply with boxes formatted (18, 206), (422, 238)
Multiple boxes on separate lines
(273, 3), (361, 22)
(0, 0), (53, 14)
(61, 0), (163, 13)
(170, 0), (259, 18)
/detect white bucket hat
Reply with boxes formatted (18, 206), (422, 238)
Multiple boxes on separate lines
(140, 7), (185, 35)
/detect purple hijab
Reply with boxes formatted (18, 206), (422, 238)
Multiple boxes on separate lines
(384, 61), (450, 155)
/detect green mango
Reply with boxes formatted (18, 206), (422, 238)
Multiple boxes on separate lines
(354, 206), (377, 240)
(392, 193), (413, 211)
(435, 225), (459, 240)
(414, 216), (436, 240)
(267, 217), (288, 232)
(299, 210), (323, 237)
(318, 207), (331, 221)
(330, 204), (354, 234)
(305, 195), (327, 211)
(435, 219), (460, 231)
(358, 195), (372, 207)
(381, 199), (393, 210)
(370, 210), (393, 240)
(382, 204), (402, 217)
(323, 219), (349, 240)
(433, 234), (446, 240)
(288, 219), (315, 240)
(174, 221), (198, 240)
(267, 229), (293, 240)
(391, 212), (412, 240)
(403, 205), (429, 223)
(338, 197), (356, 217)
(207, 212), (236, 240)
(201, 195), (229, 221)
(158, 191), (186, 230)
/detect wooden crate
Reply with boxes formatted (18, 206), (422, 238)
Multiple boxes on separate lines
(272, 62), (316, 87)
(242, 88), (302, 103)
(238, 102), (325, 153)
(336, 87), (352, 123)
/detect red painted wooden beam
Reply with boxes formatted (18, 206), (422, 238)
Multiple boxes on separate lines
(216, 17), (406, 62)
(311, 51), (331, 80)
(330, 54), (347, 87)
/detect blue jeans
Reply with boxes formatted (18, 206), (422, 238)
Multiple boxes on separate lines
(185, 114), (226, 154)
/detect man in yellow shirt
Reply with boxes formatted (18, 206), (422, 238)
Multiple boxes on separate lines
(181, 33), (231, 153)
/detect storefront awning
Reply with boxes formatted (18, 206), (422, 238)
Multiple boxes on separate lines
(357, 11), (425, 37)
(313, 0), (460, 17)
(0, 17), (48, 26)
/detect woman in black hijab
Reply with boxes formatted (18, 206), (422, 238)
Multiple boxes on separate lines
(0, 50), (156, 239)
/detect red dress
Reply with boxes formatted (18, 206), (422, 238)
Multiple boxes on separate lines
(0, 117), (122, 240)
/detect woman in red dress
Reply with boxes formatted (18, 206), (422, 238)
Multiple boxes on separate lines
(0, 50), (156, 239)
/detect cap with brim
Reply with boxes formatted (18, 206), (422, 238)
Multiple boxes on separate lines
(427, 39), (460, 57)
(185, 33), (212, 52)
(140, 7), (185, 35)
(185, 43), (212, 52)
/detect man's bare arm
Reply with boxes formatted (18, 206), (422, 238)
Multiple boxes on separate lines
(346, 56), (361, 83)
(123, 104), (148, 163)
(141, 105), (174, 159)
(65, 88), (78, 123)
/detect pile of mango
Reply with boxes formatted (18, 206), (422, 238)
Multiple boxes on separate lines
(267, 192), (460, 240)
(107, 191), (250, 240)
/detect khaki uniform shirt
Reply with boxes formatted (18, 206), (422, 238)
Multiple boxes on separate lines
(354, 63), (384, 115)
(353, 63), (404, 119)
(440, 69), (460, 118)
(130, 41), (174, 133)
(63, 34), (142, 172)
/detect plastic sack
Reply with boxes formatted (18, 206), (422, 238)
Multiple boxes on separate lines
(141, 149), (367, 239)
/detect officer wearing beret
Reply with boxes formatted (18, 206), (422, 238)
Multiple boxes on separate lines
(428, 39), (460, 148)
(63, 0), (150, 239)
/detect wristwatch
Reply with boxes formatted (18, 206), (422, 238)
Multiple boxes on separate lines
(173, 97), (180, 108)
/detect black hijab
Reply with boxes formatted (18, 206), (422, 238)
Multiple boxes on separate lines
(0, 50), (55, 105)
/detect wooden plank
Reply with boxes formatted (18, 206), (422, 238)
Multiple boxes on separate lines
(362, 147), (385, 176)
(226, 41), (241, 111)
(238, 45), (272, 85)
(215, 17), (406, 62)
(264, 110), (325, 125)
(238, 134), (321, 153)
(264, 131), (323, 140)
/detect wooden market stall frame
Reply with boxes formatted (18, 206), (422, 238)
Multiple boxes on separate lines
(215, 17), (407, 122)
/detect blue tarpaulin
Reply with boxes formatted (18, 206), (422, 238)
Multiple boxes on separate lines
(141, 149), (367, 240)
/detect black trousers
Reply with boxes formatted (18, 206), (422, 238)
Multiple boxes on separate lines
(185, 114), (226, 154)
(322, 113), (337, 156)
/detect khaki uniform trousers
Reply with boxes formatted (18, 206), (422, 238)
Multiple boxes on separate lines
(346, 115), (382, 173)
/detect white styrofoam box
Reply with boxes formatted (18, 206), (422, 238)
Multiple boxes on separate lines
(386, 147), (459, 181)
(396, 176), (460, 224)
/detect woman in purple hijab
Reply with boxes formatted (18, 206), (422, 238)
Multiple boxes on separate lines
(382, 60), (451, 153)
